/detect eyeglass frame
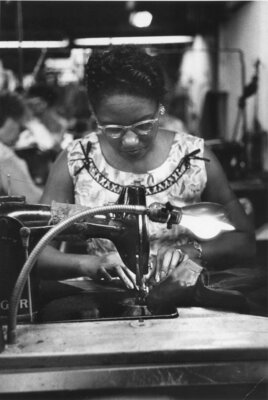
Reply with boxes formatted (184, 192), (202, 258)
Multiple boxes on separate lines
(97, 117), (159, 139)
(95, 105), (165, 139)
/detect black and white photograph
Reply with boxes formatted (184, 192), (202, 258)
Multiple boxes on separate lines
(0, 1), (267, 399)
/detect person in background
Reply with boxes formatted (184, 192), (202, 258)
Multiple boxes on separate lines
(36, 45), (256, 304)
(0, 90), (42, 203)
(16, 83), (68, 152)
(58, 83), (94, 144)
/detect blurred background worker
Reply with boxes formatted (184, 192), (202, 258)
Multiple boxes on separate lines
(0, 90), (42, 203)
(17, 83), (68, 152)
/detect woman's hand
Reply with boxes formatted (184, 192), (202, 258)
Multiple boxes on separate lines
(78, 252), (137, 290)
(146, 243), (202, 284)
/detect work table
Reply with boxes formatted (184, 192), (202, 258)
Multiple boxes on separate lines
(1, 307), (268, 398)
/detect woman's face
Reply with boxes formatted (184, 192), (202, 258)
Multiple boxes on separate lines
(94, 94), (159, 160)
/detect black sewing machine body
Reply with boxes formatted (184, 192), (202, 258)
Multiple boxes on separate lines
(0, 196), (50, 320)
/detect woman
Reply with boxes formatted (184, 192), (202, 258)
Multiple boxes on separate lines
(0, 91), (42, 203)
(37, 46), (255, 291)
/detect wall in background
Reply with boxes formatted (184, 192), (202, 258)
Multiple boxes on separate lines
(177, 35), (215, 137)
(218, 1), (268, 154)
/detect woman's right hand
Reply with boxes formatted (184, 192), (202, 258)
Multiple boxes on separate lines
(77, 252), (137, 290)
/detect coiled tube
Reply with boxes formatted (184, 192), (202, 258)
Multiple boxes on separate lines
(7, 204), (147, 344)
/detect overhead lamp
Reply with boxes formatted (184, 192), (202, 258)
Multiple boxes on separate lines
(0, 40), (69, 49)
(74, 36), (193, 47)
(129, 11), (153, 28)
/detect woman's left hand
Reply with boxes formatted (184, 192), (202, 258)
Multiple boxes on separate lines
(146, 243), (201, 284)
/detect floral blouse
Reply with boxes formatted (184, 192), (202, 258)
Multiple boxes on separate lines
(67, 131), (207, 257)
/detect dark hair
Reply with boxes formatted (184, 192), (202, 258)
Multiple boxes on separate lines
(85, 46), (166, 110)
(0, 91), (26, 127)
(26, 83), (59, 107)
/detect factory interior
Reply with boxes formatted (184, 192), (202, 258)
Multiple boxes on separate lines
(0, 1), (268, 399)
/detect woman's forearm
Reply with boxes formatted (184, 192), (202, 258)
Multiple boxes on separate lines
(201, 231), (256, 269)
(35, 245), (137, 289)
(36, 245), (99, 280)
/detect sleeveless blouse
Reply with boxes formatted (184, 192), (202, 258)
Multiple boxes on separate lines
(67, 131), (207, 257)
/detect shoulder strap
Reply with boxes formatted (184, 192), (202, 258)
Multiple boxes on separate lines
(73, 140), (92, 176)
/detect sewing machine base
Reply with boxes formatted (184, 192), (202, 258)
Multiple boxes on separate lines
(37, 280), (178, 323)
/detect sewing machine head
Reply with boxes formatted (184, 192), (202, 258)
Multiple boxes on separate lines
(111, 185), (150, 289)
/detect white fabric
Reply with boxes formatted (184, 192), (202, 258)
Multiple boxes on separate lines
(15, 119), (57, 151)
(0, 142), (42, 203)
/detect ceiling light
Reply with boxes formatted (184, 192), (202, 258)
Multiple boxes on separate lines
(0, 40), (69, 49)
(129, 11), (153, 28)
(73, 37), (111, 47)
(74, 36), (193, 47)
(112, 36), (193, 45)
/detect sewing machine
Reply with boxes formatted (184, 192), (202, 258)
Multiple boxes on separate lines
(0, 185), (237, 328)
(0, 186), (165, 324)
(0, 187), (268, 399)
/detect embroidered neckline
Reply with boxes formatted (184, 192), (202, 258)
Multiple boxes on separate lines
(71, 139), (209, 196)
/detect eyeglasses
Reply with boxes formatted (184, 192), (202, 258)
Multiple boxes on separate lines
(97, 117), (159, 139)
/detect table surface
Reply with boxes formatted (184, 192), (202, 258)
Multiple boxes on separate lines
(1, 307), (268, 394)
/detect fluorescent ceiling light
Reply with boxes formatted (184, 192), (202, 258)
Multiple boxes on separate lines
(129, 11), (153, 28)
(112, 36), (193, 45)
(75, 36), (193, 47)
(74, 37), (111, 47)
(0, 40), (69, 49)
